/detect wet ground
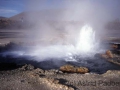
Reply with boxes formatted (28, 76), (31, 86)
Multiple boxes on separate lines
(0, 47), (120, 74)
(0, 29), (120, 90)
(0, 29), (120, 74)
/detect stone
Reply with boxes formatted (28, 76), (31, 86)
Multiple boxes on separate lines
(101, 50), (113, 59)
(20, 64), (34, 71)
(59, 65), (89, 73)
(106, 50), (113, 58)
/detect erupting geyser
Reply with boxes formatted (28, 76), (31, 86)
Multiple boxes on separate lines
(76, 25), (99, 55)
(0, 24), (99, 59)
(1, 24), (119, 74)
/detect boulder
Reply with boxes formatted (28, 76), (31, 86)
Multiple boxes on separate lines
(101, 50), (113, 59)
(106, 50), (113, 58)
(59, 65), (89, 73)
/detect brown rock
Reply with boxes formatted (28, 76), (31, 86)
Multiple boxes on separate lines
(76, 67), (89, 73)
(106, 50), (113, 58)
(101, 50), (113, 59)
(59, 65), (89, 73)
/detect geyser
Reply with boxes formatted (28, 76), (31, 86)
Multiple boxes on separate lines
(1, 24), (120, 74)
(76, 25), (99, 55)
(29, 25), (99, 60)
(0, 25), (99, 59)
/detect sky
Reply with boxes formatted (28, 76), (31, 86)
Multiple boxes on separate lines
(0, 0), (25, 17)
(0, 0), (65, 17)
(0, 0), (120, 19)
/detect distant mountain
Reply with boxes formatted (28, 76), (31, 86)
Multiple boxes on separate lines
(0, 16), (7, 19)
(9, 10), (63, 21)
(10, 9), (69, 21)
(9, 12), (27, 21)
(5, 10), (84, 30)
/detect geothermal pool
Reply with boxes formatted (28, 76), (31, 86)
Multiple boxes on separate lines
(0, 25), (120, 73)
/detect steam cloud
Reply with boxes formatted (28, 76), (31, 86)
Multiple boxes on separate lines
(3, 0), (118, 60)
(1, 0), (120, 73)
(24, 0), (117, 42)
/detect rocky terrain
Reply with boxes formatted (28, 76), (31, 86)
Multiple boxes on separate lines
(0, 42), (120, 90)
(0, 18), (30, 29)
(0, 40), (120, 90)
(0, 64), (120, 90)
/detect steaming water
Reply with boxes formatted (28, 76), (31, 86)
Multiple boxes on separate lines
(33, 25), (99, 59)
(1, 25), (119, 73)
(0, 25), (99, 60)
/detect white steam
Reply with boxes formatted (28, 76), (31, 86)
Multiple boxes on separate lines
(2, 0), (117, 61)
(1, 25), (100, 61)
(76, 25), (98, 53)
(25, 24), (99, 60)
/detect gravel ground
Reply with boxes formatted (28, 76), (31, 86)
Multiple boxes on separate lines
(0, 64), (120, 90)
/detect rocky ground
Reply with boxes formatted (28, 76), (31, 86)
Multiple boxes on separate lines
(0, 42), (120, 90)
(0, 29), (120, 90)
(0, 64), (120, 90)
